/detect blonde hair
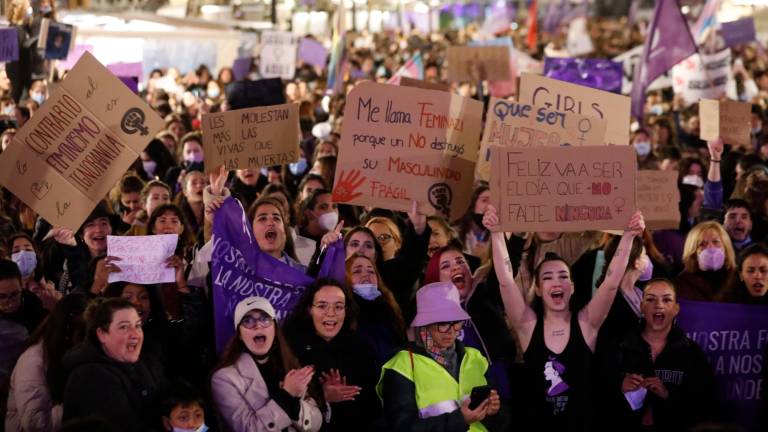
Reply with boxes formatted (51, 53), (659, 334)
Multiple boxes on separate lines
(365, 216), (402, 248)
(6, 0), (29, 25)
(682, 221), (736, 273)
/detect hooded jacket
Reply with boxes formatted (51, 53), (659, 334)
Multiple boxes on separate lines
(62, 340), (168, 432)
(614, 325), (717, 431)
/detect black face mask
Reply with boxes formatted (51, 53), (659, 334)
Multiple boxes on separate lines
(472, 213), (486, 228)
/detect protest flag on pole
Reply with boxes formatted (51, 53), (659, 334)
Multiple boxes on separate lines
(630, 0), (697, 120)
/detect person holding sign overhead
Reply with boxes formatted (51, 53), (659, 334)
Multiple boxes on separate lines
(484, 205), (644, 430)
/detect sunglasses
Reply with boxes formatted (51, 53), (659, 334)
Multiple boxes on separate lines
(435, 321), (465, 333)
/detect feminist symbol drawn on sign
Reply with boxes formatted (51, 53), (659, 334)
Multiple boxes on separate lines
(428, 183), (453, 219)
(576, 118), (592, 146)
(121, 108), (149, 136)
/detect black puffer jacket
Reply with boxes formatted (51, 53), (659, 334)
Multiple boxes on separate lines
(612, 325), (718, 431)
(62, 340), (168, 432)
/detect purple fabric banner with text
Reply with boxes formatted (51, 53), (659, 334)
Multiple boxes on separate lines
(543, 57), (623, 94)
(722, 18), (757, 48)
(0, 28), (19, 62)
(630, 0), (697, 119)
(678, 300), (768, 432)
(211, 197), (346, 352)
(212, 198), (314, 352)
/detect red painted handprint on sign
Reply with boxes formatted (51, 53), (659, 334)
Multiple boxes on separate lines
(332, 170), (367, 203)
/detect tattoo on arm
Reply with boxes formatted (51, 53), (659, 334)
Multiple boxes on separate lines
(504, 258), (513, 273)
(552, 329), (565, 337)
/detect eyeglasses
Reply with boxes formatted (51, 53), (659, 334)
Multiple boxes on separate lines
(376, 233), (393, 244)
(0, 290), (21, 302)
(435, 321), (465, 333)
(240, 314), (274, 329)
(312, 302), (346, 314)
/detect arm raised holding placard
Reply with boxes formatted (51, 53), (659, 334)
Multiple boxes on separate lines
(703, 138), (724, 212)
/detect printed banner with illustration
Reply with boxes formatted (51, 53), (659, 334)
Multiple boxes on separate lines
(678, 300), (768, 432)
(202, 103), (300, 172)
(476, 97), (607, 181)
(0, 52), (163, 231)
(332, 81), (482, 220)
(490, 145), (637, 232)
(517, 73), (631, 147)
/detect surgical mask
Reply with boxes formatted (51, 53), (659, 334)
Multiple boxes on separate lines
(11, 251), (36, 278)
(172, 425), (208, 432)
(207, 87), (220, 99)
(634, 141), (652, 157)
(638, 257), (654, 282)
(318, 211), (338, 231)
(681, 175), (704, 188)
(142, 160), (157, 177)
(698, 247), (725, 271)
(30, 93), (45, 105)
(649, 105), (664, 116)
(39, 5), (52, 15)
(353, 283), (381, 301)
(2, 105), (14, 116)
(184, 153), (204, 163)
(289, 158), (308, 176)
(260, 167), (269, 177)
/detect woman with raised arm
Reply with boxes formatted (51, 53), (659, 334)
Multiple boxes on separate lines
(484, 205), (644, 430)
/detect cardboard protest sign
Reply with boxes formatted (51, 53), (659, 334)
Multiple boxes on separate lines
(490, 145), (637, 232)
(107, 234), (178, 284)
(203, 103), (299, 172)
(259, 30), (297, 80)
(38, 19), (76, 60)
(721, 18), (756, 48)
(226, 78), (285, 110)
(678, 301), (768, 432)
(446, 46), (511, 82)
(333, 81), (482, 219)
(0, 52), (163, 230)
(699, 99), (751, 148)
(400, 77), (451, 92)
(637, 170), (680, 230)
(518, 73), (631, 147)
(0, 28), (19, 63)
(298, 37), (328, 69)
(476, 97), (608, 181)
(544, 58), (623, 94)
(673, 49), (733, 106)
(566, 17), (594, 56)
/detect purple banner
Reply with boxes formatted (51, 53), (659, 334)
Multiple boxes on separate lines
(678, 300), (768, 432)
(0, 28), (19, 62)
(119, 77), (139, 94)
(298, 38), (328, 69)
(107, 62), (143, 80)
(232, 57), (252, 81)
(543, 57), (624, 94)
(722, 18), (756, 48)
(211, 198), (345, 352)
(212, 198), (314, 352)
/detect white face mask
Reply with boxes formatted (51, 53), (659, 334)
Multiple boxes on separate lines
(142, 160), (157, 177)
(172, 425), (208, 432)
(353, 283), (381, 301)
(11, 250), (37, 278)
(634, 141), (652, 156)
(317, 211), (339, 232)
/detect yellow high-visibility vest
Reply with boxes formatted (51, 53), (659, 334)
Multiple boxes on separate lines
(376, 348), (489, 432)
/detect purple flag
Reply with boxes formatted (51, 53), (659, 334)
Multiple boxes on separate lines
(721, 18), (756, 48)
(118, 77), (139, 94)
(298, 38), (328, 69)
(0, 28), (19, 62)
(107, 62), (143, 79)
(317, 239), (346, 285)
(541, 0), (566, 34)
(232, 57), (252, 81)
(678, 300), (768, 432)
(211, 198), (314, 352)
(544, 57), (623, 94)
(630, 0), (697, 119)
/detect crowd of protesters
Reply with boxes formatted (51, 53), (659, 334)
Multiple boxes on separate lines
(1, 1), (768, 431)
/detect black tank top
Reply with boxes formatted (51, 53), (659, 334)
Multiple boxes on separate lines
(522, 312), (594, 430)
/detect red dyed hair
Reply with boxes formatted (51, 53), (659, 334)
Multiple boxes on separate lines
(423, 244), (464, 285)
